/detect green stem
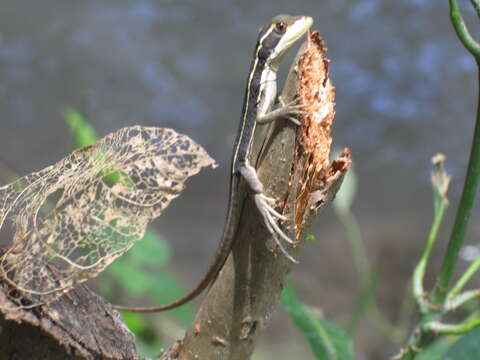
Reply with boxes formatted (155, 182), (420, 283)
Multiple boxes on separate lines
(425, 317), (480, 335)
(397, 3), (480, 358)
(432, 2), (480, 305)
(338, 210), (398, 339)
(471, 0), (480, 19)
(445, 289), (480, 311)
(449, 0), (480, 60)
(397, 283), (416, 341)
(347, 272), (378, 333)
(448, 255), (480, 299)
(413, 197), (446, 310)
(338, 210), (369, 278)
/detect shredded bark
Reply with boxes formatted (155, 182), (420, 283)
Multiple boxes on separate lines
(292, 30), (342, 238)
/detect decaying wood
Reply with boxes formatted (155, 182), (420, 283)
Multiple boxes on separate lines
(0, 282), (138, 359)
(161, 30), (351, 360)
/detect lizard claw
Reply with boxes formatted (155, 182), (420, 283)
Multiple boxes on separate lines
(257, 97), (314, 125)
(257, 194), (288, 221)
(254, 193), (298, 264)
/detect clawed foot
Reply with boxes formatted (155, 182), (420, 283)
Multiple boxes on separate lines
(256, 97), (313, 126)
(254, 193), (298, 264)
(278, 97), (313, 126)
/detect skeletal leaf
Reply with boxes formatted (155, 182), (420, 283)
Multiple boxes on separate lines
(0, 126), (216, 307)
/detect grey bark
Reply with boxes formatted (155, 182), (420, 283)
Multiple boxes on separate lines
(0, 282), (138, 359)
(160, 39), (351, 360)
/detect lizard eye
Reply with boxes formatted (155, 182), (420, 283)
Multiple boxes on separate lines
(274, 22), (287, 34)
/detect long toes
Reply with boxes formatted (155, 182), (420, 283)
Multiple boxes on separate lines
(283, 98), (303, 107)
(287, 103), (309, 110)
(272, 234), (299, 263)
(259, 193), (275, 203)
(263, 202), (288, 221)
(284, 103), (314, 110)
(285, 110), (311, 116)
(263, 209), (292, 242)
(271, 219), (294, 244)
(286, 116), (301, 126)
(262, 216), (298, 262)
(255, 193), (295, 239)
(254, 195), (299, 263)
(258, 194), (285, 209)
(258, 195), (288, 221)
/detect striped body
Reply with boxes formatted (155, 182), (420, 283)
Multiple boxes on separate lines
(115, 15), (313, 312)
(188, 22), (285, 300)
(233, 24), (281, 169)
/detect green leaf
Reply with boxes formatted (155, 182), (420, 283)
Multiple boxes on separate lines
(150, 273), (195, 326)
(332, 161), (357, 215)
(121, 311), (149, 334)
(414, 337), (455, 360)
(107, 259), (152, 295)
(96, 275), (115, 299)
(129, 230), (171, 267)
(305, 234), (316, 243)
(281, 281), (354, 360)
(444, 327), (480, 359)
(347, 272), (380, 333)
(135, 338), (163, 359)
(63, 109), (125, 185)
(121, 312), (163, 358)
(63, 107), (99, 148)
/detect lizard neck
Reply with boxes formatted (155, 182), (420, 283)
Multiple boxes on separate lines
(232, 45), (277, 173)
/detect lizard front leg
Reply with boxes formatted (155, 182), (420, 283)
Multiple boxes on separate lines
(239, 163), (298, 263)
(256, 97), (310, 125)
(245, 96), (309, 263)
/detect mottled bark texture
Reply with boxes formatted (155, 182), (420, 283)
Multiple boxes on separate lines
(0, 283), (138, 359)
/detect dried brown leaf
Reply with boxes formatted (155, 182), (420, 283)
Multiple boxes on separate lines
(0, 126), (215, 307)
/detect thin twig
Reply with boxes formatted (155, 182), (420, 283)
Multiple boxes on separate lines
(448, 255), (480, 299)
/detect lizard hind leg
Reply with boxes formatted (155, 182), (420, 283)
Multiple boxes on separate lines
(254, 193), (299, 264)
(239, 164), (298, 263)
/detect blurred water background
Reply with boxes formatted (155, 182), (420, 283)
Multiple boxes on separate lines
(1, 1), (479, 359)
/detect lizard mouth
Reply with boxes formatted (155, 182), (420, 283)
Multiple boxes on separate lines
(269, 16), (313, 62)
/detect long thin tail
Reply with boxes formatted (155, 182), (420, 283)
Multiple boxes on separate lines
(113, 257), (225, 312)
(114, 178), (240, 312)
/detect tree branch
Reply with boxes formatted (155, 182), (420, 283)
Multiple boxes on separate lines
(0, 282), (138, 359)
(161, 31), (351, 360)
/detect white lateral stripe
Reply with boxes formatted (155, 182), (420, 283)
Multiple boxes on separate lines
(232, 24), (275, 173)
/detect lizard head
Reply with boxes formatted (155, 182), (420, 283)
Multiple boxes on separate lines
(257, 15), (313, 67)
